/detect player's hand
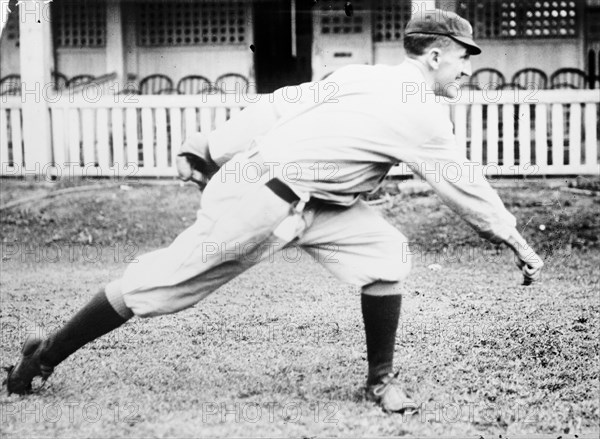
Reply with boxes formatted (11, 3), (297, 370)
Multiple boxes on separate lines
(176, 132), (219, 190)
(521, 261), (543, 285)
(515, 247), (544, 286)
(176, 153), (212, 190)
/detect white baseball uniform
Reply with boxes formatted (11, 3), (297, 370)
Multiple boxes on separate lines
(106, 59), (518, 317)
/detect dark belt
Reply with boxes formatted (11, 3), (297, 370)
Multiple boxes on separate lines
(265, 178), (300, 204)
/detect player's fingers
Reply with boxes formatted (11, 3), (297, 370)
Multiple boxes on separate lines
(522, 264), (542, 285)
(524, 265), (542, 278)
(190, 170), (208, 190)
(523, 251), (544, 268)
(175, 155), (193, 181)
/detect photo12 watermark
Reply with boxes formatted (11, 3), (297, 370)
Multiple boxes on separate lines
(217, 160), (340, 185)
(1, 242), (139, 264)
(1, 162), (139, 182)
(199, 240), (338, 265)
(199, 401), (340, 425)
(1, 401), (140, 425)
(395, 401), (541, 425)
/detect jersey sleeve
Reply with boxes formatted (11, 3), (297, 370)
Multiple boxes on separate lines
(406, 128), (518, 244)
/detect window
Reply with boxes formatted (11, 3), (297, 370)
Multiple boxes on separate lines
(373, 0), (412, 42)
(319, 0), (365, 35)
(137, 1), (247, 46)
(457, 0), (578, 38)
(53, 1), (106, 47)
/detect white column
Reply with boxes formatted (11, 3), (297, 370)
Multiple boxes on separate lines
(106, 0), (125, 89)
(411, 1), (437, 16)
(19, 0), (53, 169)
(1, 0), (11, 35)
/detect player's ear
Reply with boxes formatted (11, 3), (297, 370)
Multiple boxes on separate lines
(425, 47), (441, 70)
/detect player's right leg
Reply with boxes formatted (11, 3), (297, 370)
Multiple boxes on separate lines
(4, 288), (133, 395)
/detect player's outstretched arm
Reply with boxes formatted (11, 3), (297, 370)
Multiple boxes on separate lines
(407, 135), (544, 285)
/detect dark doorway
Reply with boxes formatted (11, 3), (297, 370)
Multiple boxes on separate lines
(585, 7), (600, 89)
(253, 0), (313, 93)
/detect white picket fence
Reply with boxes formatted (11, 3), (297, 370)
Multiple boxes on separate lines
(445, 89), (599, 177)
(1, 94), (245, 178)
(0, 90), (598, 179)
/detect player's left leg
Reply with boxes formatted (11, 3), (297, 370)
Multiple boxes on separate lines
(360, 281), (402, 385)
(297, 200), (416, 413)
(360, 281), (416, 413)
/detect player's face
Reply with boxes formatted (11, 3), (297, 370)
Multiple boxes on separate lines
(430, 42), (472, 98)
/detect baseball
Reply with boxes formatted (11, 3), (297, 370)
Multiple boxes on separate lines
(539, 224), (546, 231)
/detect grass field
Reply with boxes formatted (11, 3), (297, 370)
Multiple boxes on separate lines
(0, 178), (598, 438)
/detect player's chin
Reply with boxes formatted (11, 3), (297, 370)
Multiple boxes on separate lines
(435, 83), (461, 99)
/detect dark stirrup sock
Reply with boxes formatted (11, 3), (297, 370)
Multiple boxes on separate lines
(40, 289), (133, 367)
(361, 293), (402, 386)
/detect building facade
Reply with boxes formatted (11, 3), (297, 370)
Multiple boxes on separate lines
(1, 0), (599, 92)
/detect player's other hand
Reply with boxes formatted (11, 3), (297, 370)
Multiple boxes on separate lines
(176, 153), (212, 190)
(515, 246), (544, 286)
(176, 132), (219, 190)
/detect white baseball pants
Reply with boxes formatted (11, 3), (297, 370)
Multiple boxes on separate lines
(106, 151), (411, 317)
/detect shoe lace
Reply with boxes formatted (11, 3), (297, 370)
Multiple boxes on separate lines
(372, 371), (401, 397)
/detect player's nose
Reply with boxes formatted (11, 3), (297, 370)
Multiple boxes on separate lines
(461, 59), (472, 78)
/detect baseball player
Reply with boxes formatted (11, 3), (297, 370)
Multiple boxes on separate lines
(5, 10), (543, 413)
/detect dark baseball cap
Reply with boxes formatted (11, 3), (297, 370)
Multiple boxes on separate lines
(404, 9), (482, 55)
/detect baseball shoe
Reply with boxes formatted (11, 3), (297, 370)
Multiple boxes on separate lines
(366, 372), (419, 414)
(3, 337), (54, 395)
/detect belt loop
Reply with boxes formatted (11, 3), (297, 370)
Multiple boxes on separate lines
(294, 200), (306, 214)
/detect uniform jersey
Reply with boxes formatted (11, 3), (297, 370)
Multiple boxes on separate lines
(207, 59), (518, 245)
(261, 63), (449, 201)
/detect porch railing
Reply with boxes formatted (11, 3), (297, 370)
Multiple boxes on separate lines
(1, 90), (598, 179)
